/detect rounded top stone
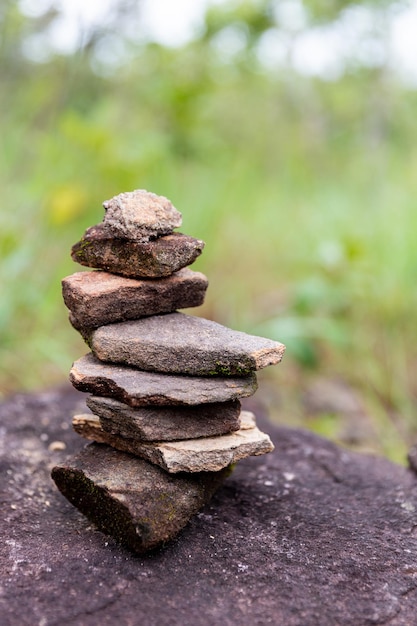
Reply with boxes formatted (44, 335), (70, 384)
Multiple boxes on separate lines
(102, 189), (182, 241)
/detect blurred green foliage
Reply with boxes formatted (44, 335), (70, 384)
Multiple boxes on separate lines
(1, 0), (417, 462)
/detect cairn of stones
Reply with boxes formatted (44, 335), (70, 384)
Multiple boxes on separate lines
(52, 189), (285, 554)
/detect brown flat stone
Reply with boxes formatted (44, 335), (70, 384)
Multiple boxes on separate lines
(70, 353), (258, 406)
(71, 226), (205, 278)
(51, 443), (228, 554)
(86, 395), (241, 441)
(89, 312), (286, 376)
(102, 189), (182, 241)
(62, 268), (208, 331)
(72, 411), (274, 473)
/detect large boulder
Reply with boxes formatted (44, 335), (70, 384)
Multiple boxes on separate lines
(1, 385), (417, 626)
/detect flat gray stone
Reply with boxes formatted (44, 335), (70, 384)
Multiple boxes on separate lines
(89, 312), (286, 376)
(70, 353), (258, 406)
(73, 411), (274, 473)
(51, 443), (228, 554)
(86, 395), (241, 441)
(62, 268), (208, 331)
(71, 226), (205, 278)
(102, 189), (182, 241)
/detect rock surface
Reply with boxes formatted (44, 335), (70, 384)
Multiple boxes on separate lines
(102, 189), (182, 241)
(51, 443), (228, 553)
(86, 395), (241, 441)
(70, 354), (258, 406)
(71, 227), (205, 278)
(89, 312), (286, 376)
(73, 411), (273, 472)
(3, 385), (417, 626)
(62, 268), (208, 331)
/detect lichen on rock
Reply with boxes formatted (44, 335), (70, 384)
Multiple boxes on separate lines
(102, 189), (182, 241)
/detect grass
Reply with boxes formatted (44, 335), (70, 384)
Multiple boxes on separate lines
(2, 64), (417, 465)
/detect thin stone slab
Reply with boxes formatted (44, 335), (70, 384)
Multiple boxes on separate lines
(62, 268), (208, 331)
(89, 312), (286, 376)
(70, 353), (258, 406)
(86, 395), (241, 441)
(71, 226), (205, 278)
(51, 443), (229, 554)
(102, 189), (182, 241)
(72, 411), (274, 473)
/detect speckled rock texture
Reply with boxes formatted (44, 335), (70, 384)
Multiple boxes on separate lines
(70, 354), (258, 406)
(3, 386), (417, 626)
(86, 395), (241, 441)
(102, 189), (182, 241)
(62, 268), (208, 331)
(88, 312), (286, 376)
(71, 226), (205, 278)
(72, 410), (273, 473)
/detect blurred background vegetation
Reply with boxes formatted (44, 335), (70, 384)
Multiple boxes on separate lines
(1, 0), (417, 462)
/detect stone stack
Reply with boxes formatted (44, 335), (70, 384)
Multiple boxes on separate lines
(52, 189), (285, 554)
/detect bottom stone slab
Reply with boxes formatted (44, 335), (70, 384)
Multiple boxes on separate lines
(72, 411), (274, 473)
(51, 443), (229, 554)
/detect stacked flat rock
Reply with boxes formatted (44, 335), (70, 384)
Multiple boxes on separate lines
(52, 189), (285, 554)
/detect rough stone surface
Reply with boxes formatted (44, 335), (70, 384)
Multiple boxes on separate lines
(102, 189), (182, 241)
(86, 395), (241, 441)
(62, 268), (208, 331)
(73, 410), (273, 473)
(51, 443), (228, 553)
(89, 312), (286, 376)
(3, 385), (417, 626)
(70, 353), (258, 406)
(71, 226), (205, 278)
